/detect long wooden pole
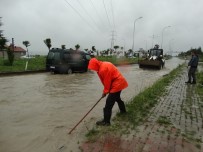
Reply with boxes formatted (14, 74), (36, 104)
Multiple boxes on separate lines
(68, 97), (103, 134)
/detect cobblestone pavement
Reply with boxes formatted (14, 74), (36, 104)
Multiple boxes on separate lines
(81, 68), (203, 152)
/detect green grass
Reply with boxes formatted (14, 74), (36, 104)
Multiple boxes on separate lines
(198, 56), (203, 62)
(85, 64), (184, 140)
(195, 64), (203, 97)
(0, 56), (46, 72)
(157, 116), (171, 125)
(182, 130), (202, 147)
(96, 56), (138, 65)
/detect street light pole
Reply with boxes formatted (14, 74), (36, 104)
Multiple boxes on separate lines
(169, 39), (174, 51)
(169, 38), (174, 56)
(161, 26), (171, 49)
(144, 40), (148, 51)
(132, 17), (143, 51)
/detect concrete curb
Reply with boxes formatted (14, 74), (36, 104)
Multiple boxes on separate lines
(0, 70), (47, 77)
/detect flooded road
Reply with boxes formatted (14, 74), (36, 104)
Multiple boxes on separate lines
(0, 57), (185, 152)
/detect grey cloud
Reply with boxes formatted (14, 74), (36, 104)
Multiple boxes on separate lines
(0, 0), (202, 55)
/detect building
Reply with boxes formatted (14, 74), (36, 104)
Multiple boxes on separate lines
(0, 45), (26, 58)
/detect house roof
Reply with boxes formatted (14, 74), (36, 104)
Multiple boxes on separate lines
(8, 45), (26, 52)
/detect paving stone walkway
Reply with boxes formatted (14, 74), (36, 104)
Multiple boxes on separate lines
(81, 68), (203, 152)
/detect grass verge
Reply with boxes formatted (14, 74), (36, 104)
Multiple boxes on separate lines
(195, 64), (203, 114)
(0, 56), (136, 73)
(97, 56), (138, 65)
(196, 65), (203, 97)
(85, 64), (184, 141)
(0, 56), (46, 72)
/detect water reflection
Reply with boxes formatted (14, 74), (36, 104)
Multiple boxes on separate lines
(42, 72), (96, 97)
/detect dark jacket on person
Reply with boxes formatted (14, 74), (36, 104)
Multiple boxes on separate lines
(188, 55), (199, 68)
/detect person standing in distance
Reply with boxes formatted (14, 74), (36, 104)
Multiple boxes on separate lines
(88, 58), (128, 126)
(185, 50), (199, 84)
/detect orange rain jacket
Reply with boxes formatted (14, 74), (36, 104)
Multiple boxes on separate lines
(88, 58), (128, 94)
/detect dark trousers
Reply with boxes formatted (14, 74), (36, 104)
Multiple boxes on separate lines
(188, 67), (197, 82)
(103, 91), (126, 123)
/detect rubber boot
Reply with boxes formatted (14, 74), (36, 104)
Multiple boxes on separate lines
(120, 105), (126, 114)
(96, 108), (111, 126)
(117, 100), (127, 114)
(185, 80), (191, 84)
(191, 81), (196, 84)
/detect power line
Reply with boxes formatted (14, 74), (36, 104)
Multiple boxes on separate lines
(76, 0), (101, 32)
(63, 0), (111, 49)
(110, 0), (116, 30)
(102, 0), (111, 28)
(63, 0), (98, 33)
(110, 30), (116, 49)
(89, 0), (105, 27)
(149, 34), (159, 48)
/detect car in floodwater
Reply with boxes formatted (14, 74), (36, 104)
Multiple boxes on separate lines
(46, 48), (91, 74)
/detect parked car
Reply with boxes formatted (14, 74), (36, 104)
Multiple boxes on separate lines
(46, 48), (91, 74)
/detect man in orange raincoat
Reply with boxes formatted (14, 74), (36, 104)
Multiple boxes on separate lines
(88, 58), (128, 126)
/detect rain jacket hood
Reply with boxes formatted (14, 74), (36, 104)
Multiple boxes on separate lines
(88, 58), (102, 72)
(88, 58), (128, 94)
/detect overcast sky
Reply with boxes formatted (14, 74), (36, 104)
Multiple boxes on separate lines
(0, 0), (203, 55)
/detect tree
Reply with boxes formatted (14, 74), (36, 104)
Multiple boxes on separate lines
(0, 17), (15, 65)
(127, 49), (133, 57)
(0, 17), (7, 60)
(22, 41), (30, 57)
(178, 47), (203, 58)
(92, 46), (96, 52)
(106, 49), (110, 55)
(44, 38), (52, 51)
(197, 47), (202, 55)
(120, 47), (124, 56)
(61, 45), (66, 49)
(114, 45), (119, 50)
(0, 36), (7, 59)
(186, 47), (203, 56)
(0, 17), (2, 27)
(75, 44), (80, 51)
(113, 45), (119, 55)
(7, 48), (14, 65)
(22, 41), (31, 70)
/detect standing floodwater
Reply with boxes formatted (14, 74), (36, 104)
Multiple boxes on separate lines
(0, 57), (185, 152)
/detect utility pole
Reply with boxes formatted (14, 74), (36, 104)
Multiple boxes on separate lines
(12, 38), (14, 52)
(150, 34), (159, 48)
(110, 30), (116, 50)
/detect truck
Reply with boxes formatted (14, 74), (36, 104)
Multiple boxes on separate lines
(138, 44), (165, 69)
